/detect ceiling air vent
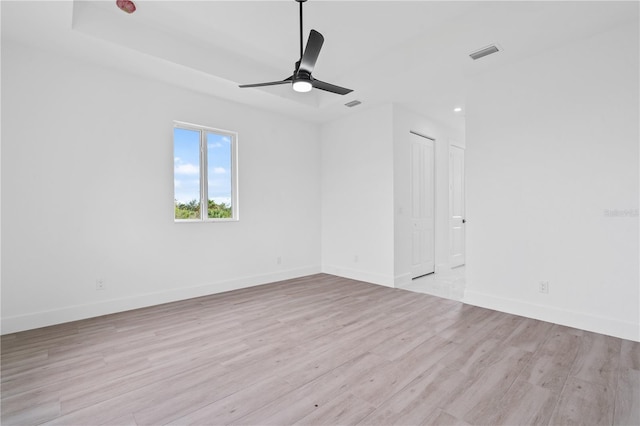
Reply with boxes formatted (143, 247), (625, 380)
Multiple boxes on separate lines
(345, 100), (362, 108)
(469, 44), (501, 60)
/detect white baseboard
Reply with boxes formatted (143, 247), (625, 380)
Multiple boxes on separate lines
(434, 262), (450, 274)
(321, 265), (395, 288)
(394, 273), (412, 288)
(1, 265), (321, 335)
(463, 290), (639, 342)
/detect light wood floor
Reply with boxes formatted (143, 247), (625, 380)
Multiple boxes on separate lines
(2, 274), (638, 426)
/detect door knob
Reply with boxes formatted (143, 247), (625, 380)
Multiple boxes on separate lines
(462, 219), (466, 224)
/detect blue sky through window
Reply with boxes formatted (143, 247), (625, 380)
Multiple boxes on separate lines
(207, 132), (232, 207)
(174, 127), (200, 205)
(173, 127), (232, 207)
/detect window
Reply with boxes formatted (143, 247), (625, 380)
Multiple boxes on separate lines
(173, 122), (238, 221)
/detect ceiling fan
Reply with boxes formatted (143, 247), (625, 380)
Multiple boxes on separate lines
(239, 0), (353, 95)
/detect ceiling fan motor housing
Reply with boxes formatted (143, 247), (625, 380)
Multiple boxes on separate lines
(295, 69), (311, 81)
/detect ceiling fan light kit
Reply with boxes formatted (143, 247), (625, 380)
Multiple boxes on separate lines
(292, 79), (313, 93)
(239, 0), (353, 95)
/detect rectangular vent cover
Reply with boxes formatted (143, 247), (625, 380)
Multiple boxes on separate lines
(345, 100), (362, 108)
(469, 44), (500, 60)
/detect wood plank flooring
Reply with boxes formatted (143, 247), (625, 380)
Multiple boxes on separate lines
(1, 274), (638, 425)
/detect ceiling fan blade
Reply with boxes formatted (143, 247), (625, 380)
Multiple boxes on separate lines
(299, 30), (324, 74)
(312, 79), (353, 95)
(239, 76), (292, 89)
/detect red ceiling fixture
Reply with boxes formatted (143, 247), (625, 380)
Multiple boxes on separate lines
(116, 0), (136, 14)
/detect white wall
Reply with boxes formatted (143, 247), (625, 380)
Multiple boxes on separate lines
(1, 41), (321, 333)
(464, 23), (639, 341)
(320, 105), (395, 286)
(392, 105), (462, 286)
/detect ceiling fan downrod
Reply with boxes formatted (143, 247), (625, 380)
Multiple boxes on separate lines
(297, 0), (306, 60)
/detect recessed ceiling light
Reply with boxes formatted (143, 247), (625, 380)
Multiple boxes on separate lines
(454, 107), (462, 113)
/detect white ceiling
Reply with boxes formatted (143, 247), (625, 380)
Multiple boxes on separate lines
(2, 1), (637, 131)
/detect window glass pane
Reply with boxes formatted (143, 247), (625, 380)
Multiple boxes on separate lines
(207, 132), (233, 219)
(174, 127), (201, 220)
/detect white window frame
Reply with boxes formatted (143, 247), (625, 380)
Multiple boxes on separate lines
(173, 121), (239, 222)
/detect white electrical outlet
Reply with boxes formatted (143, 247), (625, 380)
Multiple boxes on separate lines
(539, 281), (549, 294)
(354, 255), (359, 263)
(276, 256), (282, 265)
(96, 279), (106, 291)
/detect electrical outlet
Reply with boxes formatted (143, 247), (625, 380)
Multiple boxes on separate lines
(96, 279), (106, 291)
(276, 256), (282, 265)
(539, 281), (549, 294)
(354, 255), (359, 263)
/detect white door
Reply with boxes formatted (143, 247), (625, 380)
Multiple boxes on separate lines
(449, 145), (465, 267)
(410, 132), (435, 278)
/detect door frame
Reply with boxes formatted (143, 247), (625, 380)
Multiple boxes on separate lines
(449, 144), (465, 268)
